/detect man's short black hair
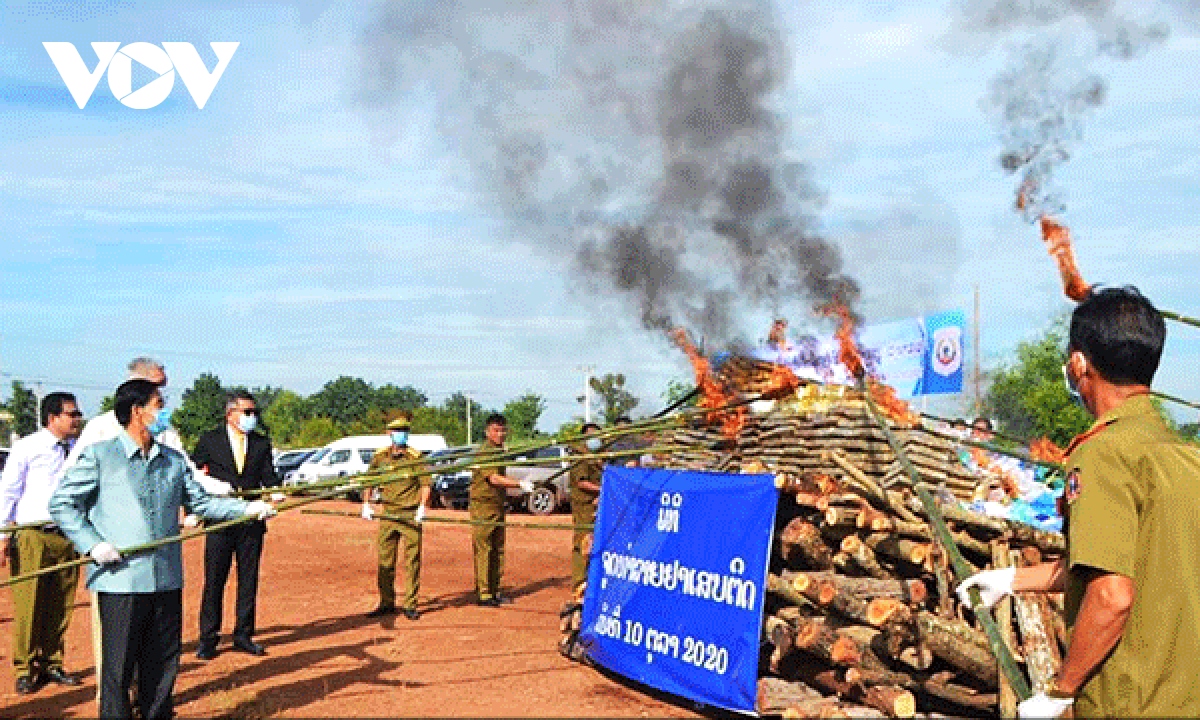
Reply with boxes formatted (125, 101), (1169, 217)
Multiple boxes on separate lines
(485, 413), (507, 427)
(225, 389), (257, 412)
(114, 379), (161, 427)
(1069, 285), (1165, 386)
(614, 416), (633, 426)
(581, 422), (601, 433)
(40, 392), (77, 427)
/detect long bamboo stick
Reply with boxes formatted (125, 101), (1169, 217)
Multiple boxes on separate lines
(858, 381), (1033, 702)
(1151, 389), (1200, 413)
(302, 508), (593, 531)
(1162, 309), (1200, 331)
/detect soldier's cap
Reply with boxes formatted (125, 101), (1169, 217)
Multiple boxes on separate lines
(387, 413), (412, 431)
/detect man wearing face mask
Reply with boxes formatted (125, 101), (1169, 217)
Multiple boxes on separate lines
(361, 413), (429, 620)
(568, 423), (604, 593)
(956, 286), (1200, 719)
(193, 391), (279, 660)
(49, 379), (275, 719)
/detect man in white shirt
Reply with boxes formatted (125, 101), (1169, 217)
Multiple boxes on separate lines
(0, 392), (85, 694)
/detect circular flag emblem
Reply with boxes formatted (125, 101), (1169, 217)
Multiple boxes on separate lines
(931, 326), (962, 377)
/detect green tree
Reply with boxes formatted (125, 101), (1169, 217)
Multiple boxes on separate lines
(294, 417), (343, 447)
(588, 373), (639, 425)
(345, 406), (389, 436)
(661, 378), (698, 410)
(373, 384), (427, 413)
(503, 392), (547, 441)
(99, 395), (115, 414)
(5, 381), (39, 437)
(251, 385), (285, 412)
(983, 326), (1092, 447)
(172, 373), (227, 451)
(261, 390), (311, 447)
(444, 392), (492, 444)
(411, 405), (467, 446)
(309, 376), (375, 427)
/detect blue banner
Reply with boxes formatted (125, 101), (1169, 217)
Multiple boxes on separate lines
(578, 467), (778, 714)
(747, 309), (965, 398)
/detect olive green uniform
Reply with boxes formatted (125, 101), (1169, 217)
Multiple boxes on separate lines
(568, 455), (602, 591)
(1062, 394), (1200, 717)
(469, 440), (507, 601)
(10, 527), (79, 680)
(369, 446), (428, 611)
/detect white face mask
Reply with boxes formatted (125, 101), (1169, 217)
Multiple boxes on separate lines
(1062, 363), (1085, 408)
(238, 414), (258, 434)
(585, 437), (603, 452)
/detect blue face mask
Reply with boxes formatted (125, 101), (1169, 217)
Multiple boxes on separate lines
(585, 437), (603, 452)
(391, 431), (409, 446)
(238, 414), (258, 434)
(147, 407), (172, 436)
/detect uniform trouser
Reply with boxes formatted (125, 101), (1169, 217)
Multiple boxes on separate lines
(377, 516), (422, 610)
(97, 590), (182, 720)
(470, 507), (505, 600)
(91, 592), (103, 702)
(199, 522), (265, 646)
(10, 528), (79, 679)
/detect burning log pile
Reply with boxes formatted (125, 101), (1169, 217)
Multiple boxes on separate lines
(668, 360), (1065, 718)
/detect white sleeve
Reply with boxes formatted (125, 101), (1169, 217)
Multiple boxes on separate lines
(0, 443), (29, 531)
(157, 428), (197, 470)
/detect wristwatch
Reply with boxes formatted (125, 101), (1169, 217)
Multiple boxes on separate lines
(1046, 677), (1076, 700)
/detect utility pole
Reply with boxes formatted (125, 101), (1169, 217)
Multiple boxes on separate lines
(465, 391), (473, 445)
(973, 284), (982, 414)
(579, 365), (595, 423)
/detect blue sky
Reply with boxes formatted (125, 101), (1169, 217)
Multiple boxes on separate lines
(2, 0), (1198, 430)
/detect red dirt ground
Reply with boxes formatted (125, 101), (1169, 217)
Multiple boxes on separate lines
(0, 502), (703, 718)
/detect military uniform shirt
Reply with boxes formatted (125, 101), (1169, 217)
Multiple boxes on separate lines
(369, 446), (428, 510)
(1062, 394), (1200, 717)
(568, 456), (603, 518)
(470, 440), (507, 510)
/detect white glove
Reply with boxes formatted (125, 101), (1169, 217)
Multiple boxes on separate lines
(244, 500), (276, 521)
(519, 478), (535, 494)
(956, 567), (1017, 609)
(89, 542), (122, 565)
(195, 472), (232, 496)
(361, 503), (374, 520)
(414, 504), (426, 524)
(270, 492), (286, 502)
(1017, 692), (1073, 719)
(183, 514), (200, 529)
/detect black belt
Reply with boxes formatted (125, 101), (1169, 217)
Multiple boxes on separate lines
(36, 525), (67, 538)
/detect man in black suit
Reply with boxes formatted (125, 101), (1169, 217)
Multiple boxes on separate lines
(193, 390), (278, 659)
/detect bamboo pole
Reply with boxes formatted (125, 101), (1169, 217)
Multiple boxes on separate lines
(857, 381), (1033, 702)
(1151, 389), (1200, 413)
(302, 508), (592, 531)
(1162, 309), (1200, 331)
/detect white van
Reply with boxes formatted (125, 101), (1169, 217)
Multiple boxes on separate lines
(287, 434), (448, 487)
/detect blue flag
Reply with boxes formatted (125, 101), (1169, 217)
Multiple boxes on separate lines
(579, 467), (778, 714)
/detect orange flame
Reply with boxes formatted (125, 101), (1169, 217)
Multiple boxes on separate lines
(670, 328), (746, 438)
(760, 364), (801, 401)
(820, 301), (865, 379)
(867, 381), (921, 427)
(1028, 436), (1066, 464)
(1039, 216), (1092, 303)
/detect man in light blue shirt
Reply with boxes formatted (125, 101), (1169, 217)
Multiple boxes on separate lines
(50, 379), (276, 720)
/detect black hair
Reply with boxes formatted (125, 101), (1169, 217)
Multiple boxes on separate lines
(225, 389), (257, 411)
(971, 417), (993, 432)
(40, 392), (77, 427)
(485, 413), (507, 427)
(581, 422), (601, 433)
(950, 418), (967, 429)
(1069, 285), (1165, 386)
(614, 416), (633, 425)
(114, 379), (161, 427)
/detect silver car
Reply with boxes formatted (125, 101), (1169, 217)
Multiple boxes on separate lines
(505, 445), (571, 516)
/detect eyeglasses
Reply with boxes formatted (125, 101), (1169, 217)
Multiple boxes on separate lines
(63, 410), (84, 418)
(240, 408), (259, 416)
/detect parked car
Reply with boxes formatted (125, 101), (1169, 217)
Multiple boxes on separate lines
(506, 445), (571, 516)
(429, 445), (473, 510)
(273, 447), (319, 484)
(288, 434), (449, 498)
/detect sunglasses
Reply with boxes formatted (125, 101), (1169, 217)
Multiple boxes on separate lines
(239, 408), (259, 416)
(63, 410), (84, 418)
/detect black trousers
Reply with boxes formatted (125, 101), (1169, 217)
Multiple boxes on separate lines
(199, 522), (265, 646)
(98, 590), (182, 720)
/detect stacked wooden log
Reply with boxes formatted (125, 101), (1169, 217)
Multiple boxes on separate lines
(669, 384), (983, 501)
(663, 381), (1067, 718)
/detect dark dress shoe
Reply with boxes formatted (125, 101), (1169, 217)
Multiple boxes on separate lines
(232, 639), (266, 656)
(196, 644), (218, 661)
(15, 675), (41, 695)
(365, 605), (396, 618)
(42, 667), (80, 686)
(476, 597), (500, 607)
(400, 607), (420, 621)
